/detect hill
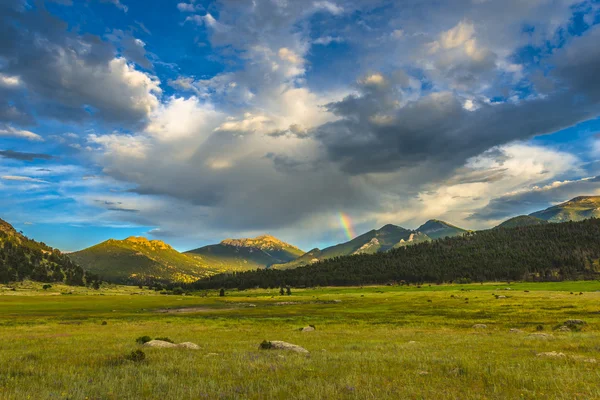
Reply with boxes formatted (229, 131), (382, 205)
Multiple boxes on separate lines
(0, 218), (95, 286)
(416, 219), (468, 239)
(273, 224), (430, 269)
(69, 237), (215, 284)
(495, 215), (549, 229)
(191, 218), (600, 289)
(530, 196), (600, 222)
(185, 235), (304, 272)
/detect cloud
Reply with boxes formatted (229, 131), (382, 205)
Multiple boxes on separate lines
(313, 1), (344, 15)
(0, 125), (43, 141)
(313, 36), (344, 46)
(0, 3), (160, 126)
(1, 175), (49, 184)
(0, 150), (54, 161)
(100, 0), (128, 13)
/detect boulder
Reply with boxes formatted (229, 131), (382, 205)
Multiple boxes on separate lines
(564, 319), (586, 326)
(472, 324), (487, 329)
(178, 342), (201, 350)
(556, 326), (571, 332)
(143, 340), (178, 348)
(509, 328), (524, 334)
(300, 326), (315, 332)
(259, 340), (309, 354)
(143, 340), (200, 350)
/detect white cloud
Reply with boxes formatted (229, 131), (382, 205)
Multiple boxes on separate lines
(1, 175), (49, 184)
(313, 1), (344, 15)
(313, 36), (344, 46)
(0, 73), (21, 87)
(0, 125), (43, 141)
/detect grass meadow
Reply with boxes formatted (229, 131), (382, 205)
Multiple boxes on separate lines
(1, 281), (600, 399)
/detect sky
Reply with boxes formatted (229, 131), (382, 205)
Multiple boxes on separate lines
(1, 0), (600, 252)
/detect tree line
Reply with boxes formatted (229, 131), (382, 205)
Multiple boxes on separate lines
(188, 219), (600, 290)
(0, 229), (101, 287)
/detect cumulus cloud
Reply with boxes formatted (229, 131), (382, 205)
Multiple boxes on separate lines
(0, 3), (160, 126)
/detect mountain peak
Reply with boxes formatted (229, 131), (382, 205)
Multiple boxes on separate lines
(220, 235), (302, 252)
(123, 236), (173, 250)
(417, 219), (467, 239)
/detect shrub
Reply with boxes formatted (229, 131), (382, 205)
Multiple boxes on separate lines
(219, 288), (225, 297)
(101, 321), (108, 326)
(42, 284), (52, 290)
(172, 287), (184, 295)
(155, 337), (174, 343)
(136, 336), (152, 344)
(125, 350), (146, 362)
(536, 325), (544, 331)
(259, 340), (273, 350)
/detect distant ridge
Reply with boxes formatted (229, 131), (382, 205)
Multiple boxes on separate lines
(185, 235), (304, 272)
(495, 215), (549, 229)
(273, 224), (431, 269)
(530, 196), (600, 222)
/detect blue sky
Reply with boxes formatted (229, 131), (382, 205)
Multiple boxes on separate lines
(1, 0), (600, 252)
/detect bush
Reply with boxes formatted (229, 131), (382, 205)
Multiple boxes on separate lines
(154, 337), (174, 343)
(125, 349), (146, 362)
(42, 284), (52, 290)
(172, 287), (184, 295)
(259, 340), (272, 350)
(219, 288), (225, 297)
(136, 335), (152, 344)
(536, 325), (544, 331)
(101, 321), (108, 326)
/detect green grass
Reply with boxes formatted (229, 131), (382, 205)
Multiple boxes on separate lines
(1, 281), (600, 399)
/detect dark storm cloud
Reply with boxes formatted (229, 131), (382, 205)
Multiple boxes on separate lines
(313, 26), (600, 178)
(0, 150), (54, 162)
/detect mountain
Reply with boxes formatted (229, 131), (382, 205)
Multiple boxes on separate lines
(530, 196), (600, 222)
(0, 218), (94, 285)
(274, 224), (430, 269)
(416, 219), (468, 239)
(185, 235), (304, 272)
(495, 215), (549, 229)
(194, 218), (600, 290)
(69, 237), (215, 284)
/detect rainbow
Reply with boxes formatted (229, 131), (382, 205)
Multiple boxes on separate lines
(338, 212), (356, 240)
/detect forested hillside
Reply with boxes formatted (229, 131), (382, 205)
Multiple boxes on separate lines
(192, 219), (600, 289)
(0, 218), (99, 286)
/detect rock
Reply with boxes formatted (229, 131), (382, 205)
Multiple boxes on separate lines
(564, 319), (586, 326)
(537, 351), (566, 358)
(300, 326), (315, 332)
(556, 326), (571, 332)
(143, 340), (178, 348)
(472, 324), (487, 329)
(143, 340), (200, 350)
(407, 341), (417, 344)
(418, 371), (429, 375)
(178, 342), (201, 350)
(509, 328), (524, 334)
(495, 295), (507, 299)
(259, 340), (309, 354)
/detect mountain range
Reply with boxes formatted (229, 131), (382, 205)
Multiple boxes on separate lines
(2, 195), (599, 285)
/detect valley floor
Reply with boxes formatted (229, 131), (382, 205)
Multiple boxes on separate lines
(1, 281), (600, 399)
